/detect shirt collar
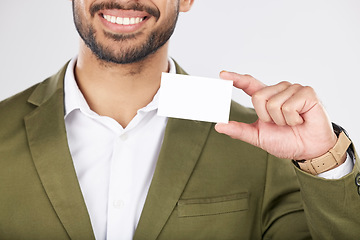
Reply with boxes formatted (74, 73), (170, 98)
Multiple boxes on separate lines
(64, 57), (177, 118)
(141, 57), (176, 113)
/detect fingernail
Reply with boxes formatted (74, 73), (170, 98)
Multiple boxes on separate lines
(220, 70), (230, 77)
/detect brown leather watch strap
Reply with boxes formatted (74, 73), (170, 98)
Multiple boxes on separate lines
(296, 131), (351, 175)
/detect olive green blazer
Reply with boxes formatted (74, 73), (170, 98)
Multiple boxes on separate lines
(0, 62), (359, 240)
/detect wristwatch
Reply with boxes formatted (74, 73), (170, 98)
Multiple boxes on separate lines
(293, 123), (352, 175)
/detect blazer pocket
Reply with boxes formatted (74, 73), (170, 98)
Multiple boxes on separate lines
(177, 192), (249, 218)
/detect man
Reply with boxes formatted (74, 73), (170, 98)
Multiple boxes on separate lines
(0, 0), (359, 239)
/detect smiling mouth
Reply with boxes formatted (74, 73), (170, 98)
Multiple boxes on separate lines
(102, 14), (147, 26)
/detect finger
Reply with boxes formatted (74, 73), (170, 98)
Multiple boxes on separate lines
(282, 86), (318, 125)
(282, 104), (305, 127)
(215, 121), (260, 148)
(219, 71), (266, 96)
(266, 83), (303, 126)
(251, 81), (291, 123)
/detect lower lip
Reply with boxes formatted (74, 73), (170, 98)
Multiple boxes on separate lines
(99, 14), (149, 34)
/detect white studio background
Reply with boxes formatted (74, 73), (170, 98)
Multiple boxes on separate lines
(0, 0), (359, 148)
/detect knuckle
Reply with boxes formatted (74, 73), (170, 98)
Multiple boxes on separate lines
(243, 74), (253, 78)
(277, 81), (291, 87)
(281, 104), (293, 114)
(299, 86), (319, 99)
(281, 101), (295, 112)
(266, 99), (278, 111)
(291, 83), (303, 89)
(252, 92), (265, 104)
(301, 86), (315, 94)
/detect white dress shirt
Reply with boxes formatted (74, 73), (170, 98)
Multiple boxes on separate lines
(63, 57), (353, 240)
(64, 57), (175, 240)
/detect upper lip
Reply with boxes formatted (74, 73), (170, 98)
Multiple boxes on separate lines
(90, 2), (160, 20)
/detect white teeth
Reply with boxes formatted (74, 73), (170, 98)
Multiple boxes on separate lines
(116, 17), (123, 24)
(123, 18), (130, 25)
(104, 15), (110, 21)
(110, 16), (116, 23)
(103, 14), (145, 26)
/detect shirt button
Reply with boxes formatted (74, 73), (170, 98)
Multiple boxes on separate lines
(120, 134), (128, 141)
(113, 199), (125, 209)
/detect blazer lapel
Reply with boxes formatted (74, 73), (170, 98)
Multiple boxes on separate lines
(24, 65), (95, 240)
(134, 118), (213, 240)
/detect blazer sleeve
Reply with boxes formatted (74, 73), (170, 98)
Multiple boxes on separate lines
(261, 154), (312, 240)
(295, 146), (360, 239)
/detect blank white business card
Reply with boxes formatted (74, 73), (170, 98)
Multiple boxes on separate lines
(158, 73), (233, 123)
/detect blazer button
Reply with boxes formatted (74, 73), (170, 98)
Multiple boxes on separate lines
(355, 173), (360, 187)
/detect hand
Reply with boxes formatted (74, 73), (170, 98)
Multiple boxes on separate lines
(215, 71), (338, 160)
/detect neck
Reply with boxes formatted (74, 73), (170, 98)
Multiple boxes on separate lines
(74, 41), (170, 128)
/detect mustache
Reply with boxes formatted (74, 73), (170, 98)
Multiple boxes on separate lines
(90, 2), (160, 20)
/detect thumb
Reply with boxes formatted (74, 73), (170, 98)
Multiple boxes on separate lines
(215, 121), (260, 147)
